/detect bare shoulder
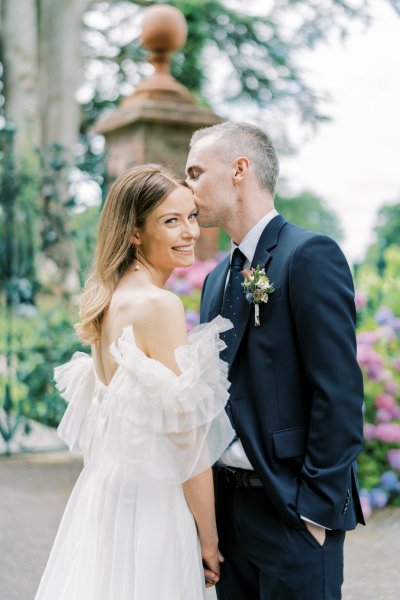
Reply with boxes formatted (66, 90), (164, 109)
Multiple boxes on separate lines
(133, 289), (187, 372)
(113, 287), (186, 346)
(149, 288), (185, 316)
(99, 286), (188, 378)
(139, 289), (186, 334)
(109, 286), (181, 318)
(117, 288), (184, 325)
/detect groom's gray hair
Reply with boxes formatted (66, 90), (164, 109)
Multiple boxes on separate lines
(190, 122), (280, 196)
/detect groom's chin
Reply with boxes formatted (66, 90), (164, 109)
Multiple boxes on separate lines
(196, 215), (215, 229)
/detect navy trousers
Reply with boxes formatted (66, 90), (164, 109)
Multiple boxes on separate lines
(215, 474), (346, 600)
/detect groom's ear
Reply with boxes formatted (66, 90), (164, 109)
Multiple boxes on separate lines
(233, 157), (249, 184)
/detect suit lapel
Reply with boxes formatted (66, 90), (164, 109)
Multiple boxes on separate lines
(251, 214), (287, 269)
(200, 256), (230, 322)
(227, 214), (288, 370)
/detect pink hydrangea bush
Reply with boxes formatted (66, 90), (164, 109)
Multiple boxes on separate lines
(167, 257), (224, 331)
(356, 302), (400, 518)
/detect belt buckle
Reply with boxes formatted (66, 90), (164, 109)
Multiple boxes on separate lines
(228, 467), (251, 488)
(224, 467), (240, 488)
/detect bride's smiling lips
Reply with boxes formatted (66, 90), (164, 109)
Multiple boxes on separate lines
(172, 244), (194, 254)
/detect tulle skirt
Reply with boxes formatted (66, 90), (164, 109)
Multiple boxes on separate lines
(34, 458), (206, 600)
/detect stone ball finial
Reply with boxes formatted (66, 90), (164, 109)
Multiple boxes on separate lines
(141, 4), (187, 74)
(118, 3), (192, 104)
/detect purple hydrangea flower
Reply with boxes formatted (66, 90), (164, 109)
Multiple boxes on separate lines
(354, 291), (367, 311)
(359, 490), (372, 520)
(369, 487), (389, 509)
(357, 344), (384, 380)
(387, 449), (400, 472)
(246, 293), (254, 303)
(375, 306), (394, 326)
(376, 408), (393, 423)
(168, 278), (193, 295)
(380, 471), (398, 491)
(185, 309), (200, 332)
(363, 423), (376, 440)
(357, 331), (379, 345)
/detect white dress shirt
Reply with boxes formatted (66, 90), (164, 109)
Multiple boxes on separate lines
(217, 209), (328, 530)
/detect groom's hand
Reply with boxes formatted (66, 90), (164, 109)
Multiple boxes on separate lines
(202, 548), (225, 587)
(305, 521), (326, 546)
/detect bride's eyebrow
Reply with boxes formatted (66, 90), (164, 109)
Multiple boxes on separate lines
(158, 212), (180, 219)
(158, 209), (197, 220)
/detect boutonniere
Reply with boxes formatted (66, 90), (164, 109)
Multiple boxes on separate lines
(240, 266), (275, 326)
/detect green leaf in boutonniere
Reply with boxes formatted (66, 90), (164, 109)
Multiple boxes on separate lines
(240, 265), (275, 326)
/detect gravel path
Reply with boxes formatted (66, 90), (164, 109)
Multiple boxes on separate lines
(0, 452), (399, 600)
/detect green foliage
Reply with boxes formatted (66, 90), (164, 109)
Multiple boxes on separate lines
(374, 202), (400, 251)
(355, 246), (400, 320)
(275, 190), (343, 241)
(0, 128), (40, 303)
(71, 206), (100, 285)
(358, 439), (394, 490)
(0, 304), (85, 428)
(169, 0), (209, 95)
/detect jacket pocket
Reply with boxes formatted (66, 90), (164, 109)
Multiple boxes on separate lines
(272, 425), (307, 459)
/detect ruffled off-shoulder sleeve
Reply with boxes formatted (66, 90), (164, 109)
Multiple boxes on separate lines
(55, 352), (96, 455)
(109, 316), (235, 483)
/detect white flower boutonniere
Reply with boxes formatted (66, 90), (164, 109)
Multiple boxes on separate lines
(240, 266), (275, 326)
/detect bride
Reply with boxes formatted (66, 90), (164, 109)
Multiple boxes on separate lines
(34, 164), (234, 600)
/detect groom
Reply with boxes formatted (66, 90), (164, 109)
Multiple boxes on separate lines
(185, 122), (365, 599)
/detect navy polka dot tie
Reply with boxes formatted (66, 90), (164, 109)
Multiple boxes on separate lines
(220, 248), (246, 364)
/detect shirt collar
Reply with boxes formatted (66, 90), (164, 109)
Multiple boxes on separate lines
(231, 209), (279, 264)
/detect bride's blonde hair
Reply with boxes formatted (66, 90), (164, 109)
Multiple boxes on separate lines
(75, 164), (181, 345)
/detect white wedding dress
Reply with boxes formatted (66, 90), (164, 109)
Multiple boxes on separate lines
(34, 316), (234, 600)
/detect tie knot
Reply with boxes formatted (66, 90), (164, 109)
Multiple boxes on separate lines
(230, 248), (246, 272)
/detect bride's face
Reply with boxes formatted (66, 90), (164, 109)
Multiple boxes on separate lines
(135, 185), (200, 270)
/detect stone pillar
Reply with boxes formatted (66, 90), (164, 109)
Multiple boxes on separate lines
(94, 4), (221, 259)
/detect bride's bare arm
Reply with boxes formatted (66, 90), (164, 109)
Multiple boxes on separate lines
(141, 292), (222, 583)
(183, 469), (222, 586)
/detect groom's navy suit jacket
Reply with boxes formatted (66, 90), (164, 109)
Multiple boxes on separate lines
(200, 215), (365, 531)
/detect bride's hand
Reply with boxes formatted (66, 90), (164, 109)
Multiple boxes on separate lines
(202, 549), (224, 587)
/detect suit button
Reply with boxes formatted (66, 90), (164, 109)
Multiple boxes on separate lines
(342, 491), (350, 514)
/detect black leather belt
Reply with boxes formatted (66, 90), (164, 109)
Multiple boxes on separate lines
(215, 466), (264, 489)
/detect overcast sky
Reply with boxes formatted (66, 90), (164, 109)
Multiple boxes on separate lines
(278, 2), (400, 263)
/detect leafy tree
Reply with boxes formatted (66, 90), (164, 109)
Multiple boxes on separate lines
(374, 202), (400, 251)
(359, 200), (400, 276)
(276, 190), (343, 240)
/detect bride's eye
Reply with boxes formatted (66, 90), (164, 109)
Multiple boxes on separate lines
(188, 212), (198, 220)
(165, 217), (178, 225)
